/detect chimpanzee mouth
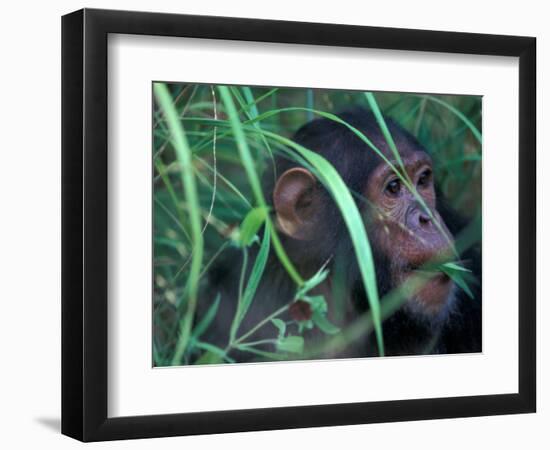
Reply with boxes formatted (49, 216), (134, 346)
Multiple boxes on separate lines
(415, 268), (450, 279)
(402, 264), (452, 284)
(400, 265), (455, 314)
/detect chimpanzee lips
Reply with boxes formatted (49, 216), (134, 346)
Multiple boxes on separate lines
(404, 265), (452, 285)
(399, 263), (454, 315)
(403, 262), (446, 274)
(403, 250), (455, 275)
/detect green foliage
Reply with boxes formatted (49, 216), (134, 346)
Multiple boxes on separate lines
(277, 336), (305, 354)
(152, 83), (482, 367)
(440, 262), (475, 299)
(153, 83), (204, 365)
(237, 206), (268, 247)
(229, 221), (271, 342)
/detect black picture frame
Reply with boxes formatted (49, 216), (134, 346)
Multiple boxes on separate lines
(61, 8), (536, 442)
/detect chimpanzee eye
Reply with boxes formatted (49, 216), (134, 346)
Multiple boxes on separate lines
(418, 169), (432, 187)
(385, 179), (401, 196)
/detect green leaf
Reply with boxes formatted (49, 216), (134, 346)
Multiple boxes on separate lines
(235, 344), (287, 360)
(441, 262), (471, 273)
(298, 320), (314, 334)
(271, 318), (286, 339)
(193, 341), (235, 364)
(312, 312), (340, 335)
(277, 335), (304, 354)
(301, 295), (328, 313)
(232, 86), (277, 182)
(230, 221), (272, 342)
(421, 95), (482, 143)
(286, 145), (384, 355)
(218, 86), (304, 286)
(241, 86), (260, 118)
(439, 262), (474, 299)
(194, 351), (223, 365)
(440, 265), (475, 299)
(191, 294), (221, 341)
(296, 267), (330, 298)
(238, 206), (268, 247)
(365, 92), (406, 173)
(238, 88), (279, 116)
(154, 83), (204, 365)
(240, 223), (270, 316)
(452, 275), (474, 299)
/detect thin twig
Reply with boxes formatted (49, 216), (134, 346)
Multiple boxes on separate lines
(232, 304), (290, 347)
(171, 86), (219, 280)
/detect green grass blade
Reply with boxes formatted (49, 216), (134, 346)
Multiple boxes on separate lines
(365, 92), (406, 174)
(236, 87), (278, 183)
(440, 263), (475, 299)
(239, 88), (279, 116)
(191, 293), (221, 341)
(277, 335), (304, 353)
(194, 155), (252, 208)
(238, 206), (268, 247)
(218, 87), (265, 209)
(421, 95), (482, 143)
(218, 85), (304, 287)
(312, 311), (340, 335)
(194, 341), (235, 364)
(306, 89), (314, 121)
(239, 222), (272, 323)
(235, 344), (287, 360)
(154, 157), (188, 232)
(293, 145), (384, 355)
(271, 318), (286, 338)
(241, 87), (260, 118)
(154, 82), (204, 365)
(230, 221), (272, 342)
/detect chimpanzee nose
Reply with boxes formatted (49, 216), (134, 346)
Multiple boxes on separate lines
(406, 205), (433, 231)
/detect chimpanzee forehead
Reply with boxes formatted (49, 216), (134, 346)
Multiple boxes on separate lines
(371, 149), (432, 179)
(374, 130), (430, 157)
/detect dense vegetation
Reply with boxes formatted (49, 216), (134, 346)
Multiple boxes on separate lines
(152, 83), (481, 366)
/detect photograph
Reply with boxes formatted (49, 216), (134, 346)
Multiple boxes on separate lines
(152, 83), (482, 366)
(0, 0), (543, 446)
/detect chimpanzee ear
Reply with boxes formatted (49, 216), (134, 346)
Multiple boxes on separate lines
(273, 167), (323, 240)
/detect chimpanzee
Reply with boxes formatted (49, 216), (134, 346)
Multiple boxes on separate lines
(197, 107), (481, 362)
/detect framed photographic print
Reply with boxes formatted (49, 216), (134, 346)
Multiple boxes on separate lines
(61, 8), (536, 442)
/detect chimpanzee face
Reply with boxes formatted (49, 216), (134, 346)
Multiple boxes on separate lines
(272, 152), (456, 319)
(271, 111), (458, 321)
(363, 146), (456, 317)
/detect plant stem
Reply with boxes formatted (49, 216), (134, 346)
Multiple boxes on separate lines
(232, 304), (289, 347)
(238, 339), (279, 347)
(154, 83), (204, 366)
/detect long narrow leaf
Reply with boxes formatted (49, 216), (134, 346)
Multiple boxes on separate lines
(422, 95), (482, 143)
(365, 92), (406, 174)
(237, 222), (272, 330)
(154, 83), (204, 365)
(218, 86), (304, 287)
(191, 294), (221, 341)
(238, 206), (268, 247)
